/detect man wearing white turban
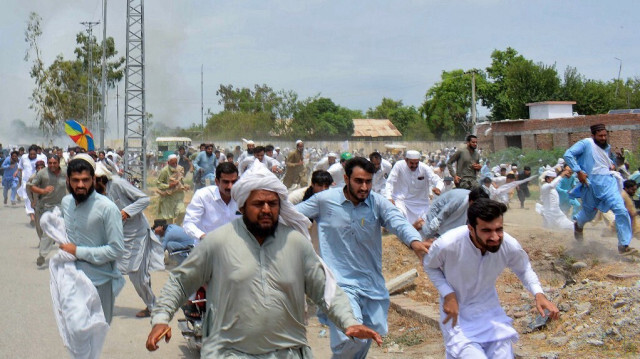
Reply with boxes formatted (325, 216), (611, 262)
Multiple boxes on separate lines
(147, 159), (382, 357)
(535, 168), (574, 230)
(386, 150), (444, 223)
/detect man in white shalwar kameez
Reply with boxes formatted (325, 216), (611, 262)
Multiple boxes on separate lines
(423, 199), (559, 359)
(369, 151), (392, 197)
(183, 162), (241, 241)
(95, 162), (164, 317)
(17, 145), (40, 224)
(386, 150), (443, 223)
(536, 169), (574, 231)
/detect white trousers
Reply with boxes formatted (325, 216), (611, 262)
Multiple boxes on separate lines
(446, 338), (513, 359)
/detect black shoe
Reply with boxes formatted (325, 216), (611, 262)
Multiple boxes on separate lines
(36, 256), (45, 266)
(574, 221), (583, 242)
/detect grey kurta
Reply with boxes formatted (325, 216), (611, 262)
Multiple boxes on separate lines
(105, 176), (164, 274)
(151, 218), (359, 358)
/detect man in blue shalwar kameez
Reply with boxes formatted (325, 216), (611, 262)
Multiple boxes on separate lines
(563, 123), (635, 255)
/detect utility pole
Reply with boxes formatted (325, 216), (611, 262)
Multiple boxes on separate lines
(614, 57), (622, 98)
(80, 21), (99, 131)
(201, 64), (204, 140)
(471, 70), (477, 135)
(116, 84), (120, 138)
(99, 0), (108, 149)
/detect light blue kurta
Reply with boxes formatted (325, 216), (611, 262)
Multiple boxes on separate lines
(420, 189), (470, 239)
(295, 187), (421, 301)
(564, 138), (632, 246)
(61, 191), (125, 297)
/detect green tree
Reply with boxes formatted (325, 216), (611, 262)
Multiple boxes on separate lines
(290, 97), (355, 139)
(483, 48), (560, 120)
(24, 12), (124, 135)
(420, 69), (485, 139)
(205, 111), (273, 140)
(366, 98), (420, 135)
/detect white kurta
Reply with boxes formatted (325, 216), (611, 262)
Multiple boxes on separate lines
(18, 154), (39, 214)
(327, 162), (345, 188)
(313, 156), (335, 172)
(535, 176), (574, 230)
(183, 185), (241, 240)
(423, 226), (544, 357)
(371, 158), (392, 197)
(386, 161), (444, 223)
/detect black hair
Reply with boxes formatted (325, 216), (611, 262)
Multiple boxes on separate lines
(438, 162), (446, 168)
(205, 144), (214, 150)
(623, 179), (638, 189)
(466, 134), (477, 142)
(369, 151), (382, 161)
(226, 153), (234, 160)
(523, 166), (531, 171)
(253, 146), (265, 154)
(10, 150), (19, 157)
(67, 158), (95, 177)
(506, 173), (516, 180)
(99, 150), (106, 155)
(47, 154), (60, 161)
(265, 145), (274, 152)
(215, 162), (238, 180)
(344, 157), (375, 177)
(468, 186), (490, 202)
(28, 145), (38, 153)
(311, 170), (333, 186)
(500, 167), (507, 172)
(467, 198), (507, 228)
(482, 177), (492, 184)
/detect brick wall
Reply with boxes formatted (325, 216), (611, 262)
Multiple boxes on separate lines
(535, 133), (553, 150)
(479, 114), (640, 153)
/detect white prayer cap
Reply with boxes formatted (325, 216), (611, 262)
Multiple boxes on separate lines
(167, 154), (178, 161)
(275, 146), (280, 150)
(295, 140), (303, 145)
(405, 150), (421, 160)
(543, 170), (557, 178)
(246, 140), (255, 145)
(328, 152), (337, 158)
(511, 165), (518, 170)
(71, 153), (96, 170)
(95, 162), (112, 180)
(557, 158), (565, 165)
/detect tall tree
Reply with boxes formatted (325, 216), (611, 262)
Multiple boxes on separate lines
(366, 98), (419, 135)
(483, 48), (560, 120)
(290, 97), (356, 140)
(420, 69), (485, 139)
(24, 12), (124, 135)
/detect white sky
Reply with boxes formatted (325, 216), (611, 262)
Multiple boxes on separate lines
(0, 0), (638, 144)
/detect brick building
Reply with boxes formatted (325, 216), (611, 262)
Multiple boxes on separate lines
(476, 113), (640, 153)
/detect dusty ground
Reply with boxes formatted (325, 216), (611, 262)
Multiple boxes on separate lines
(381, 197), (640, 358)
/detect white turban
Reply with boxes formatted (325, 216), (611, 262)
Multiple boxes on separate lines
(232, 159), (311, 240)
(327, 152), (337, 158)
(95, 162), (112, 180)
(543, 170), (557, 178)
(167, 154), (178, 161)
(231, 159), (337, 305)
(405, 150), (420, 160)
(295, 140), (303, 145)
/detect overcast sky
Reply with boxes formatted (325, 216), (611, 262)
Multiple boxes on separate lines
(1, 0), (638, 144)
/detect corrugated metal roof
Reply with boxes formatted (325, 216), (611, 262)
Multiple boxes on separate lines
(352, 119), (402, 138)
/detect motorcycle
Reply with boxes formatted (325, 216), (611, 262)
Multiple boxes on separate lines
(178, 286), (207, 350)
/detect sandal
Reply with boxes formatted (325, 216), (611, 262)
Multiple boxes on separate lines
(136, 308), (151, 318)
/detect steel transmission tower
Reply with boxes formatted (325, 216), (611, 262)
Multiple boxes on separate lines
(80, 21), (99, 131)
(124, 0), (147, 189)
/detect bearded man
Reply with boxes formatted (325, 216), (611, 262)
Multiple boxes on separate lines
(423, 199), (559, 358)
(58, 154), (125, 324)
(146, 159), (382, 357)
(156, 154), (189, 224)
(564, 123), (635, 255)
